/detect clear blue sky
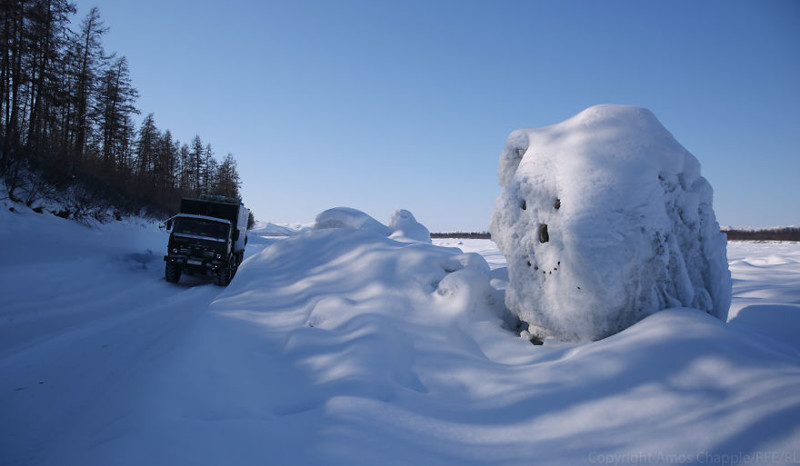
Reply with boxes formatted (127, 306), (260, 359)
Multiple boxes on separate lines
(72, 0), (799, 231)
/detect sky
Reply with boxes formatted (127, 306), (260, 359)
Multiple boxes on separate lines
(70, 0), (800, 231)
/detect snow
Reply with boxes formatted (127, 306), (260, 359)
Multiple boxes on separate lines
(248, 221), (311, 237)
(313, 206), (393, 236)
(389, 209), (431, 243)
(314, 206), (431, 243)
(490, 104), (731, 342)
(1, 204), (799, 465)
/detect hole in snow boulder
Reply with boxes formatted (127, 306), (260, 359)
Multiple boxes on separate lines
(554, 198), (561, 210)
(521, 200), (527, 210)
(538, 224), (549, 243)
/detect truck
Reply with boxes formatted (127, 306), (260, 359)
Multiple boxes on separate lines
(163, 195), (250, 286)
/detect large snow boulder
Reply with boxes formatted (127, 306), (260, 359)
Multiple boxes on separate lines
(490, 105), (731, 342)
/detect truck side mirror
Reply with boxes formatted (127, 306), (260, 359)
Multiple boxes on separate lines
(165, 219), (173, 230)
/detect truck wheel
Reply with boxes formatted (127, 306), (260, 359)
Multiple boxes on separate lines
(165, 261), (181, 283)
(215, 259), (232, 286)
(235, 252), (244, 271)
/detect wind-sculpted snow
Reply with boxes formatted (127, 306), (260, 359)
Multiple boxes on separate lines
(313, 206), (393, 236)
(249, 221), (311, 237)
(389, 209), (431, 243)
(491, 105), (732, 342)
(313, 207), (431, 243)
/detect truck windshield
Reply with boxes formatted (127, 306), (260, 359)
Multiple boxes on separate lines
(173, 218), (229, 239)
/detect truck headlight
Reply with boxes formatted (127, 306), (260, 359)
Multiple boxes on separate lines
(216, 253), (222, 259)
(172, 248), (178, 254)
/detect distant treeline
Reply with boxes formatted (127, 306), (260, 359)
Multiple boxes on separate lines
(1, 3), (242, 218)
(433, 229), (800, 242)
(722, 228), (800, 242)
(431, 232), (491, 239)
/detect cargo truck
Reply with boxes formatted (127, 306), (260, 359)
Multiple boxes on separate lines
(164, 195), (249, 286)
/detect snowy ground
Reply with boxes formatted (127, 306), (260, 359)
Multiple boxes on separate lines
(1, 208), (799, 465)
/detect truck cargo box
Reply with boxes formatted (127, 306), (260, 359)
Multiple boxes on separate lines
(180, 198), (240, 225)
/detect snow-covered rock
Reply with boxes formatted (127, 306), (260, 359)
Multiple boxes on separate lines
(490, 104), (732, 342)
(389, 209), (431, 243)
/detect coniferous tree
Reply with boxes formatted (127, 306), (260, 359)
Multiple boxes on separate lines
(201, 143), (216, 194)
(216, 152), (241, 200)
(178, 142), (191, 193)
(157, 129), (178, 192)
(189, 135), (203, 195)
(1, 0), (27, 169)
(25, 0), (76, 159)
(134, 113), (158, 178)
(71, 6), (108, 163)
(96, 56), (138, 172)
(0, 4), (248, 217)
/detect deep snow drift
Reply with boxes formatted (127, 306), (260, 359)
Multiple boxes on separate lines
(491, 105), (731, 342)
(1, 205), (799, 465)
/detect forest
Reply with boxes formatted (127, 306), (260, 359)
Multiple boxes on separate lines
(0, 1), (243, 219)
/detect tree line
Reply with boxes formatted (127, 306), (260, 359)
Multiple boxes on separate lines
(1, 1), (242, 217)
(430, 231), (491, 239)
(722, 227), (800, 242)
(432, 229), (800, 242)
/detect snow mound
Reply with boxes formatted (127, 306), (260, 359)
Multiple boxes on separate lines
(389, 209), (431, 243)
(313, 207), (393, 236)
(250, 221), (311, 237)
(221, 228), (508, 398)
(490, 104), (732, 342)
(231, 228), (502, 325)
(314, 207), (431, 243)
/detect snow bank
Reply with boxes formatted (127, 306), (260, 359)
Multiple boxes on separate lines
(490, 105), (731, 342)
(314, 207), (431, 243)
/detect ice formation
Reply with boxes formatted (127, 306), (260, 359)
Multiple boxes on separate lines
(490, 105), (731, 342)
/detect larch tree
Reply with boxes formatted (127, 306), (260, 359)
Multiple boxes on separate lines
(71, 6), (107, 163)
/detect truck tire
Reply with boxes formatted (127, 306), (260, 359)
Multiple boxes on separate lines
(215, 259), (233, 286)
(235, 251), (244, 270)
(165, 261), (181, 283)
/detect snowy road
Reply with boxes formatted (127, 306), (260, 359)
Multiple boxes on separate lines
(0, 211), (275, 464)
(2, 209), (799, 465)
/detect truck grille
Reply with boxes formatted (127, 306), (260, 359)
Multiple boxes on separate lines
(179, 246), (216, 258)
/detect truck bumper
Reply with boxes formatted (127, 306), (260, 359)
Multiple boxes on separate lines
(164, 254), (223, 272)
